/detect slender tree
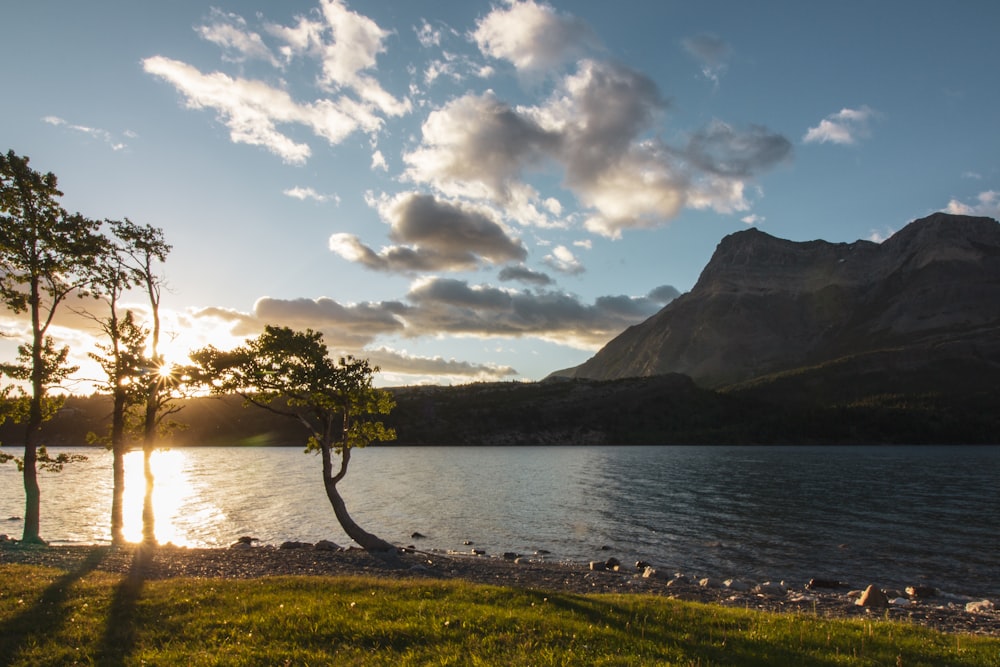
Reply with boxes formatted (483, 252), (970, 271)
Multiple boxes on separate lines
(0, 150), (105, 543)
(87, 309), (149, 544)
(189, 326), (397, 552)
(110, 219), (172, 545)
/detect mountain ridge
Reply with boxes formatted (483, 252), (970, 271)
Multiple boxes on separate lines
(560, 212), (1000, 389)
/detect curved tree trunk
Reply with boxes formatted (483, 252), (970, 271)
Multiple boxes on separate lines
(320, 443), (395, 552)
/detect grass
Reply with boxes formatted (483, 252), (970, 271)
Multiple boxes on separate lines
(0, 562), (997, 666)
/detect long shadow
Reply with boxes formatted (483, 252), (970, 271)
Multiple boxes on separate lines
(0, 546), (110, 665)
(95, 545), (152, 667)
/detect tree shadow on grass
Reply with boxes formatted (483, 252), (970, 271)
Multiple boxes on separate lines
(95, 545), (151, 667)
(0, 546), (109, 665)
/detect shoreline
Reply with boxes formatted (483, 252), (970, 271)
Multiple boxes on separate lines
(1, 542), (997, 637)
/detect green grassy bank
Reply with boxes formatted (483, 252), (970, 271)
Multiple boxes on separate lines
(0, 564), (996, 666)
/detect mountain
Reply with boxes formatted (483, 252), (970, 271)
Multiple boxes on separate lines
(560, 213), (1000, 392)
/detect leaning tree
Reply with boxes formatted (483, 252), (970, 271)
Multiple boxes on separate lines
(189, 325), (397, 552)
(0, 150), (105, 543)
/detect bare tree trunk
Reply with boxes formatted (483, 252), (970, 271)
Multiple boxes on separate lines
(110, 388), (127, 545)
(320, 443), (394, 552)
(22, 307), (45, 544)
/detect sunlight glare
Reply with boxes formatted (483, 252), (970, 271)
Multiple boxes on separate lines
(122, 449), (193, 546)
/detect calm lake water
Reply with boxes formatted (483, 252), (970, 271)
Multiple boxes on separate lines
(1, 445), (997, 599)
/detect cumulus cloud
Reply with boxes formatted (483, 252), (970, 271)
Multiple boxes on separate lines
(497, 264), (554, 286)
(472, 0), (599, 73)
(682, 33), (730, 86)
(803, 106), (879, 145)
(944, 190), (1000, 218)
(543, 245), (584, 275)
(330, 192), (527, 272)
(42, 115), (129, 151)
(404, 91), (559, 202)
(403, 58), (790, 237)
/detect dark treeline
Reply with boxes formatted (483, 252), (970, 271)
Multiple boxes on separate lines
(6, 368), (999, 447)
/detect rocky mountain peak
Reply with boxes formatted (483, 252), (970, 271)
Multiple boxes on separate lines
(561, 212), (1000, 387)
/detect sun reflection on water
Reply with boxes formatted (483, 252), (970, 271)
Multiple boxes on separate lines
(122, 449), (192, 546)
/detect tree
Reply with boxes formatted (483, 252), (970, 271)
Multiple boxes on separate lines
(189, 326), (397, 552)
(87, 308), (149, 544)
(0, 150), (105, 543)
(110, 219), (173, 545)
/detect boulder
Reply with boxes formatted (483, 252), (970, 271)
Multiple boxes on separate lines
(229, 541), (252, 550)
(410, 532), (426, 539)
(279, 541), (311, 550)
(315, 540), (340, 551)
(807, 578), (845, 590)
(965, 600), (995, 613)
(856, 585), (889, 608)
(754, 581), (787, 597)
(502, 552), (519, 561)
(724, 579), (752, 592)
(635, 560), (651, 570)
(698, 577), (722, 589)
(589, 561), (606, 571)
(236, 535), (257, 545)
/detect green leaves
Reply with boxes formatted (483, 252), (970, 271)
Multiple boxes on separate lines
(189, 326), (396, 452)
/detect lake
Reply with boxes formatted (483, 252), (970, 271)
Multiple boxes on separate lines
(1, 445), (997, 599)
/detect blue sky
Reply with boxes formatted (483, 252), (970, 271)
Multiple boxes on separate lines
(2, 0), (998, 388)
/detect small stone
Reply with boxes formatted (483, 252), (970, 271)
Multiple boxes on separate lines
(856, 585), (889, 608)
(699, 577), (721, 589)
(965, 600), (994, 613)
(229, 541), (252, 550)
(470, 548), (485, 555)
(906, 585), (938, 599)
(514, 557), (529, 564)
(279, 541), (310, 550)
(589, 561), (606, 571)
(604, 557), (621, 570)
(410, 532), (426, 539)
(534, 549), (551, 555)
(635, 560), (651, 570)
(642, 567), (664, 579)
(807, 578), (844, 590)
(236, 535), (256, 545)
(463, 540), (473, 545)
(502, 552), (519, 560)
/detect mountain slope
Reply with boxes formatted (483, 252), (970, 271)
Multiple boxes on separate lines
(564, 213), (1000, 388)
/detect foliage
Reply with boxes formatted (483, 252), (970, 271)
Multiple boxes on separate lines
(1, 561), (997, 666)
(190, 325), (395, 453)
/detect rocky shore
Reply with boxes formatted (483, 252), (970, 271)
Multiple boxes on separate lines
(2, 541), (997, 637)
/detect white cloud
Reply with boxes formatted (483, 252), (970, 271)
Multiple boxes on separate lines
(415, 19), (442, 48)
(944, 190), (1000, 218)
(741, 213), (764, 225)
(371, 149), (388, 171)
(143, 56), (381, 164)
(197, 8), (281, 67)
(543, 245), (584, 275)
(42, 115), (129, 151)
(403, 58), (789, 238)
(284, 186), (338, 203)
(803, 106), (879, 145)
(472, 0), (599, 74)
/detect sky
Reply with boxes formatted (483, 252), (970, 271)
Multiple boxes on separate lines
(2, 0), (999, 390)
